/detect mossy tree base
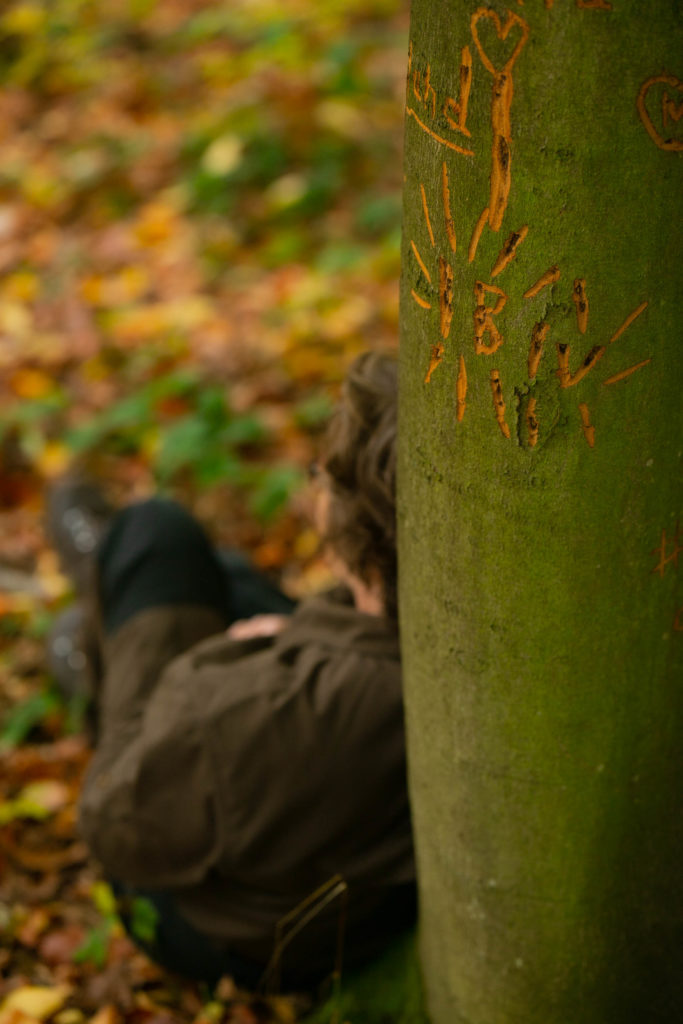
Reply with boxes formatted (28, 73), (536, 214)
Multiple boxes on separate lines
(303, 930), (429, 1024)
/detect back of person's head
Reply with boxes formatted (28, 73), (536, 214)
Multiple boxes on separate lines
(321, 350), (398, 618)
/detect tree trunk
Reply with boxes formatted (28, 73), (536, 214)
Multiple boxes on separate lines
(398, 3), (682, 1023)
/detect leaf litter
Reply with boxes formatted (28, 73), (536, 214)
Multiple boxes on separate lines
(0, 0), (408, 1020)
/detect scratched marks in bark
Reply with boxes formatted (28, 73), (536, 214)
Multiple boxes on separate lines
(551, 298), (649, 391)
(473, 282), (507, 356)
(411, 240), (432, 284)
(523, 265), (560, 299)
(407, 5), (651, 445)
(439, 256), (454, 339)
(491, 225), (528, 278)
(527, 321), (549, 380)
(651, 522), (682, 579)
(649, 520), (683, 631)
(602, 359), (651, 386)
(572, 279), (589, 334)
(525, 396), (539, 447)
(556, 341), (605, 388)
(406, 42), (475, 157)
(456, 355), (468, 422)
(410, 167), (652, 442)
(412, 177), (455, 382)
(442, 162), (457, 254)
(471, 7), (529, 233)
(408, 7), (529, 395)
(490, 370), (511, 439)
(425, 343), (445, 384)
(637, 75), (683, 152)
(578, 403), (596, 448)
(534, 293), (650, 446)
(468, 207), (490, 264)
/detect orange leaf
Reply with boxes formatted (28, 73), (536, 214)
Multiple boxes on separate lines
(17, 908), (51, 949)
(88, 1007), (121, 1024)
(9, 369), (53, 400)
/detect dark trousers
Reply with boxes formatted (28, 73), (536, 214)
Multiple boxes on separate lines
(96, 498), (296, 988)
(98, 497), (296, 636)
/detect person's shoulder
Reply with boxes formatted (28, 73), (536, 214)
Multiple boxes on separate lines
(276, 587), (400, 661)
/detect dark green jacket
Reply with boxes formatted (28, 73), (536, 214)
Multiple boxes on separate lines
(79, 589), (414, 972)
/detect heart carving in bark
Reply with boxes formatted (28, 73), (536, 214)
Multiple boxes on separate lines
(637, 74), (683, 152)
(470, 7), (529, 77)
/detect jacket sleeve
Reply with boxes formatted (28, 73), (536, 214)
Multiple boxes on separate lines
(78, 605), (227, 888)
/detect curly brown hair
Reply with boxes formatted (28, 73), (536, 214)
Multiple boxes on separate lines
(320, 351), (398, 618)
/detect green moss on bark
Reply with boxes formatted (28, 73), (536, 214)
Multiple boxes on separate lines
(399, 3), (682, 1022)
(303, 930), (429, 1024)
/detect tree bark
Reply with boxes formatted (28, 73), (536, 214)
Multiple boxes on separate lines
(398, 3), (682, 1022)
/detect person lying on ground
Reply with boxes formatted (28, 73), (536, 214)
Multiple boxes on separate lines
(46, 351), (415, 992)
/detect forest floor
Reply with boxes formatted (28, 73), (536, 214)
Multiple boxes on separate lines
(0, 2), (410, 1021)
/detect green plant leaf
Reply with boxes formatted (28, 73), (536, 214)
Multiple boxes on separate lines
(293, 394), (334, 431)
(249, 465), (304, 522)
(154, 416), (208, 480)
(0, 690), (60, 750)
(130, 896), (160, 946)
(220, 414), (267, 446)
(72, 921), (112, 969)
(194, 450), (245, 489)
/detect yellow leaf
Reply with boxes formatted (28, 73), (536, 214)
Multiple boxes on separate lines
(2, 3), (46, 34)
(0, 302), (32, 337)
(19, 781), (71, 815)
(54, 1011), (85, 1024)
(164, 297), (213, 330)
(92, 881), (117, 918)
(87, 1006), (120, 1024)
(2, 272), (38, 303)
(191, 1003), (223, 1024)
(0, 594), (35, 618)
(79, 276), (104, 305)
(10, 368), (53, 400)
(265, 173), (307, 210)
(22, 169), (68, 211)
(202, 134), (243, 176)
(0, 985), (71, 1021)
(36, 549), (70, 600)
(268, 997), (297, 1024)
(81, 268), (149, 308)
(321, 295), (374, 340)
(140, 427), (160, 461)
(108, 298), (213, 343)
(117, 266), (149, 303)
(108, 305), (167, 342)
(294, 528), (320, 559)
(81, 355), (111, 381)
(317, 99), (368, 140)
(36, 441), (71, 479)
(134, 202), (177, 246)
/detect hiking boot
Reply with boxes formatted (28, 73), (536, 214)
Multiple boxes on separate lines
(45, 476), (115, 594)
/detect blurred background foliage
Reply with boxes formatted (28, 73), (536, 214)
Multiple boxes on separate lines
(0, 3), (412, 1018)
(0, 0), (408, 613)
